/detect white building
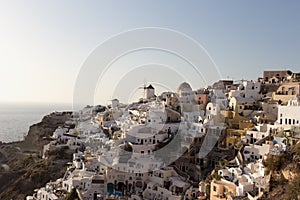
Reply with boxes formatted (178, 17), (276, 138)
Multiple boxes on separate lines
(277, 96), (300, 126)
(62, 169), (98, 193)
(206, 102), (221, 116)
(146, 102), (167, 124)
(228, 81), (261, 100)
(126, 125), (168, 153)
(243, 142), (272, 162)
(111, 99), (120, 109)
(29, 180), (64, 200)
(143, 167), (190, 200)
(242, 124), (271, 144)
(177, 82), (196, 112)
(52, 127), (68, 139)
(210, 89), (228, 110)
(218, 167), (254, 197)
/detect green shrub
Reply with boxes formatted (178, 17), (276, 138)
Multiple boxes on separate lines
(64, 188), (79, 200)
(264, 153), (288, 174)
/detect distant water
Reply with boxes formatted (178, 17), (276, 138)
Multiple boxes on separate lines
(0, 103), (73, 143)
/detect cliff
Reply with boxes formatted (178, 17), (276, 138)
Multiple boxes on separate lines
(261, 142), (300, 199)
(0, 112), (73, 200)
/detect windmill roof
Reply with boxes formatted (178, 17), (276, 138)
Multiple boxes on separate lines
(147, 84), (154, 89)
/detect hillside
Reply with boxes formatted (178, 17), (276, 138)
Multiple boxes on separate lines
(0, 112), (73, 200)
(262, 143), (300, 199)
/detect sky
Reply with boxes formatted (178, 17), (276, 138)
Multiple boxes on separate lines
(0, 0), (299, 106)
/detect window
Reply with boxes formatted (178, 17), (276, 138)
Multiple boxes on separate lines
(213, 186), (217, 192)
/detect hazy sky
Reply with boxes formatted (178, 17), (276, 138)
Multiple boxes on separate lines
(0, 0), (299, 105)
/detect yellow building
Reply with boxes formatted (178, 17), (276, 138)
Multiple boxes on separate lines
(219, 111), (255, 148)
(222, 129), (244, 148)
(222, 111), (250, 129)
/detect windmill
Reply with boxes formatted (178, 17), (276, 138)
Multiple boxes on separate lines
(138, 80), (147, 99)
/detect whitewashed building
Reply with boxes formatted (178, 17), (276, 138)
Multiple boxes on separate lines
(277, 96), (300, 126)
(228, 81), (261, 100)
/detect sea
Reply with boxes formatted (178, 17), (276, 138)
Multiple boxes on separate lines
(0, 103), (73, 143)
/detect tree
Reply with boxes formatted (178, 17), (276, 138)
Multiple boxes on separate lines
(64, 188), (79, 200)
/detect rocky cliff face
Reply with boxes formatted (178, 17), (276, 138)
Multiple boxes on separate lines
(0, 112), (73, 200)
(21, 111), (73, 152)
(262, 143), (300, 199)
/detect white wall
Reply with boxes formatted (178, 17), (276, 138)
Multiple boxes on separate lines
(278, 106), (300, 125)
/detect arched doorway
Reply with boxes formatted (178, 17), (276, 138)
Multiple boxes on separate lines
(117, 182), (126, 195)
(107, 183), (114, 195)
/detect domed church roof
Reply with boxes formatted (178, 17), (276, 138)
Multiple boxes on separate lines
(177, 82), (192, 93)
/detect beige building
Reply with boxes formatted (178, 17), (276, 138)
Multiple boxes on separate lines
(210, 179), (236, 200)
(272, 82), (300, 104)
(229, 97), (257, 116)
(165, 107), (181, 122)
